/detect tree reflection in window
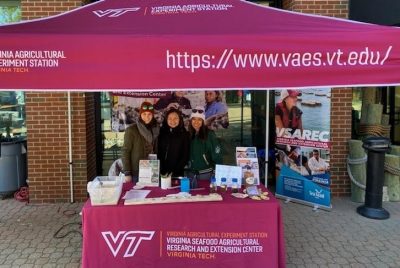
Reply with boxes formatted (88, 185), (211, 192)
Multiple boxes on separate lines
(0, 1), (21, 25)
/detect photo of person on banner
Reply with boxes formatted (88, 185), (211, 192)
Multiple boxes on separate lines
(308, 149), (330, 175)
(204, 90), (229, 130)
(110, 90), (230, 133)
(154, 91), (192, 111)
(275, 89), (303, 133)
(274, 89), (303, 173)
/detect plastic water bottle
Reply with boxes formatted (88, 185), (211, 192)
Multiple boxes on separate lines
(232, 178), (240, 193)
(209, 177), (217, 193)
(220, 177), (227, 192)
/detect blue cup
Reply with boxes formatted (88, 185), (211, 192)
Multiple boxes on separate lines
(180, 177), (190, 193)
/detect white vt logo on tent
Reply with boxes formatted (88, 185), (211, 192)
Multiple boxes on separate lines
(93, 7), (140, 17)
(102, 231), (155, 257)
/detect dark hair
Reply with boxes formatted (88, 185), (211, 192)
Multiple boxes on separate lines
(160, 108), (184, 133)
(313, 149), (319, 154)
(188, 118), (208, 141)
(205, 90), (222, 102)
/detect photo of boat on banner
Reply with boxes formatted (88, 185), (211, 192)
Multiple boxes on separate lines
(275, 88), (331, 208)
(110, 90), (229, 132)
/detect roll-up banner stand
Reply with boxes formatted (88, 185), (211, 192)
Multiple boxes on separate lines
(274, 88), (332, 210)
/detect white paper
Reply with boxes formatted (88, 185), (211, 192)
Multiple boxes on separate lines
(123, 189), (151, 200)
(215, 164), (242, 186)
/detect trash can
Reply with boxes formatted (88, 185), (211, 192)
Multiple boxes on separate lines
(357, 137), (391, 220)
(0, 139), (27, 195)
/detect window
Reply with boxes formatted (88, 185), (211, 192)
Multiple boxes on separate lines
(97, 91), (267, 179)
(0, 1), (21, 24)
(0, 91), (26, 141)
(0, 2), (24, 141)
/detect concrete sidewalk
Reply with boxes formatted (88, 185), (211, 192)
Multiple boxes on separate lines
(0, 196), (399, 267)
(0, 200), (82, 268)
(283, 198), (400, 268)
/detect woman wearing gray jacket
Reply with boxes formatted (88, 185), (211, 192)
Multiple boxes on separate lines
(121, 101), (160, 182)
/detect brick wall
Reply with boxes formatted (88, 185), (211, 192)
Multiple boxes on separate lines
(21, 0), (85, 20)
(25, 92), (96, 203)
(283, 0), (351, 196)
(283, 0), (348, 18)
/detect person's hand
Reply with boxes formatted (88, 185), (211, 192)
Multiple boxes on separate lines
(125, 175), (132, 183)
(166, 102), (179, 110)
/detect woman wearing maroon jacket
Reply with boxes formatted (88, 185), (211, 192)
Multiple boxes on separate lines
(275, 89), (303, 133)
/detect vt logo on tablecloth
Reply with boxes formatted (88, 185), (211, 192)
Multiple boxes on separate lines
(102, 231), (155, 257)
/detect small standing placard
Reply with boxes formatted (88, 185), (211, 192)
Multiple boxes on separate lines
(215, 164), (243, 186)
(138, 160), (160, 187)
(236, 147), (260, 185)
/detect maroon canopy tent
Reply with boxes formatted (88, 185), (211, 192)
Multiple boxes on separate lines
(0, 0), (399, 90)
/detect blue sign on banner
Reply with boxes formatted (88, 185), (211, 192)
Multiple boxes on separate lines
(276, 166), (330, 208)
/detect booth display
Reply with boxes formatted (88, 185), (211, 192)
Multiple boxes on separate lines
(0, 0), (400, 90)
(2, 0), (400, 266)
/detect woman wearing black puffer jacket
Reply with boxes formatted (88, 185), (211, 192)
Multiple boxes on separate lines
(158, 108), (190, 177)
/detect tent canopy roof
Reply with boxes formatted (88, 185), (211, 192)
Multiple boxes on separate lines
(0, 0), (399, 90)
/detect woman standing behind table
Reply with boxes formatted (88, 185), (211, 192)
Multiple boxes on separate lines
(188, 106), (223, 180)
(158, 108), (190, 177)
(122, 101), (160, 182)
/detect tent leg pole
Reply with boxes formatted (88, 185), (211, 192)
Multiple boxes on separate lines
(68, 91), (74, 203)
(265, 91), (270, 188)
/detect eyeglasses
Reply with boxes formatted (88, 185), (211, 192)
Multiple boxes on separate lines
(142, 105), (154, 110)
(192, 109), (204, 114)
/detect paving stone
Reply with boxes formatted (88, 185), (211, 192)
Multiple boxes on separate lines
(327, 264), (342, 268)
(65, 263), (80, 268)
(49, 252), (63, 259)
(57, 257), (72, 264)
(288, 257), (304, 264)
(42, 264), (56, 268)
(12, 258), (26, 265)
(332, 257), (350, 265)
(20, 264), (36, 268)
(372, 262), (389, 268)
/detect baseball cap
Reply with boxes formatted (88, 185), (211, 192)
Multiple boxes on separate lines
(280, 89), (301, 101)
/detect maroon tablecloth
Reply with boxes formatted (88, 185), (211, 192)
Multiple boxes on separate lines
(82, 182), (286, 268)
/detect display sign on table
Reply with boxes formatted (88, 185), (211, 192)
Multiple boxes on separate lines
(138, 160), (160, 187)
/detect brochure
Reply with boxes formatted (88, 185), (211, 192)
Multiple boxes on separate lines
(138, 160), (160, 187)
(236, 147), (260, 185)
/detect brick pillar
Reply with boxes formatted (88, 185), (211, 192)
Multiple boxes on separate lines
(282, 0), (352, 196)
(330, 88), (353, 196)
(25, 92), (96, 203)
